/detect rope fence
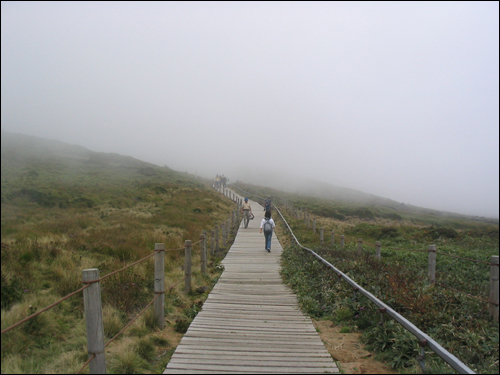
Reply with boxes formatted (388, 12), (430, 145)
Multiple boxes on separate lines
(1, 284), (91, 335)
(3, 184), (240, 374)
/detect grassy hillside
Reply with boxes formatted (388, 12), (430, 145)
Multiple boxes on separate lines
(234, 180), (499, 229)
(232, 181), (499, 373)
(232, 166), (498, 221)
(1, 132), (238, 373)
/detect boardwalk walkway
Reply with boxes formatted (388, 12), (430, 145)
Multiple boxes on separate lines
(163, 194), (338, 373)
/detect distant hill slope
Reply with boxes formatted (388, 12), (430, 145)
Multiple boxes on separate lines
(230, 167), (400, 206)
(2, 131), (495, 225)
(1, 130), (168, 170)
(0, 131), (205, 209)
(232, 168), (498, 224)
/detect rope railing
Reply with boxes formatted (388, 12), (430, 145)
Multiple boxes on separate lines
(2, 245), (177, 335)
(1, 284), (91, 335)
(1, 239), (216, 371)
(2, 181), (241, 374)
(77, 279), (182, 375)
(435, 282), (495, 305)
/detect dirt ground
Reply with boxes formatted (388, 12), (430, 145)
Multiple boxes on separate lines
(313, 319), (398, 374)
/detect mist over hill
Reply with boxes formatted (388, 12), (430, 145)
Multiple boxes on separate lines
(2, 130), (496, 224)
(227, 166), (498, 223)
(1, 130), (169, 171)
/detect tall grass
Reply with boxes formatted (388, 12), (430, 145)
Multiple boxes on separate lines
(2, 151), (237, 373)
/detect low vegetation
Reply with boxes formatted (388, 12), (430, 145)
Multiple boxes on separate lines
(1, 134), (238, 373)
(267, 194), (499, 374)
(2, 133), (498, 374)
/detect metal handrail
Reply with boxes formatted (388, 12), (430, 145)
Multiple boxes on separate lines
(272, 203), (475, 374)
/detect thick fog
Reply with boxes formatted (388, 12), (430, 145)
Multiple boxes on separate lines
(1, 2), (499, 218)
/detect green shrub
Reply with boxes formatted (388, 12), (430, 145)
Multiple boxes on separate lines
(13, 188), (58, 207)
(335, 307), (354, 322)
(174, 318), (191, 333)
(184, 302), (202, 319)
(429, 227), (458, 239)
(134, 337), (156, 361)
(108, 348), (148, 374)
(1, 275), (23, 309)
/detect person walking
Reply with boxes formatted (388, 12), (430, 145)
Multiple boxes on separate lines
(264, 196), (272, 212)
(260, 210), (275, 252)
(241, 197), (253, 229)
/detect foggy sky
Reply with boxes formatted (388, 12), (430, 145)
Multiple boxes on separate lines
(1, 1), (499, 218)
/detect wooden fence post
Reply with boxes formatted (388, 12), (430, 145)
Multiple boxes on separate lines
(340, 235), (345, 249)
(428, 245), (436, 283)
(331, 231), (334, 246)
(222, 223), (227, 248)
(489, 255), (499, 322)
(215, 226), (219, 253)
(185, 240), (192, 294)
(320, 228), (324, 246)
(357, 238), (363, 255)
(307, 214), (310, 229)
(82, 268), (106, 374)
(200, 233), (207, 275)
(375, 241), (381, 260)
(154, 243), (165, 329)
(211, 230), (215, 256)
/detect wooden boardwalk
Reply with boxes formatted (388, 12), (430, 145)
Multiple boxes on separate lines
(163, 195), (338, 374)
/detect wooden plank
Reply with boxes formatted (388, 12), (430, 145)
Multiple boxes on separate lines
(171, 352), (334, 360)
(190, 319), (315, 328)
(165, 363), (338, 373)
(174, 345), (332, 360)
(169, 358), (338, 368)
(178, 337), (327, 348)
(183, 331), (323, 341)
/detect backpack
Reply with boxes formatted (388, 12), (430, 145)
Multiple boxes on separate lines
(263, 218), (273, 234)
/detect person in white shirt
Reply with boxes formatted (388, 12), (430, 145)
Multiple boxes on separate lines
(241, 197), (253, 228)
(259, 210), (275, 252)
